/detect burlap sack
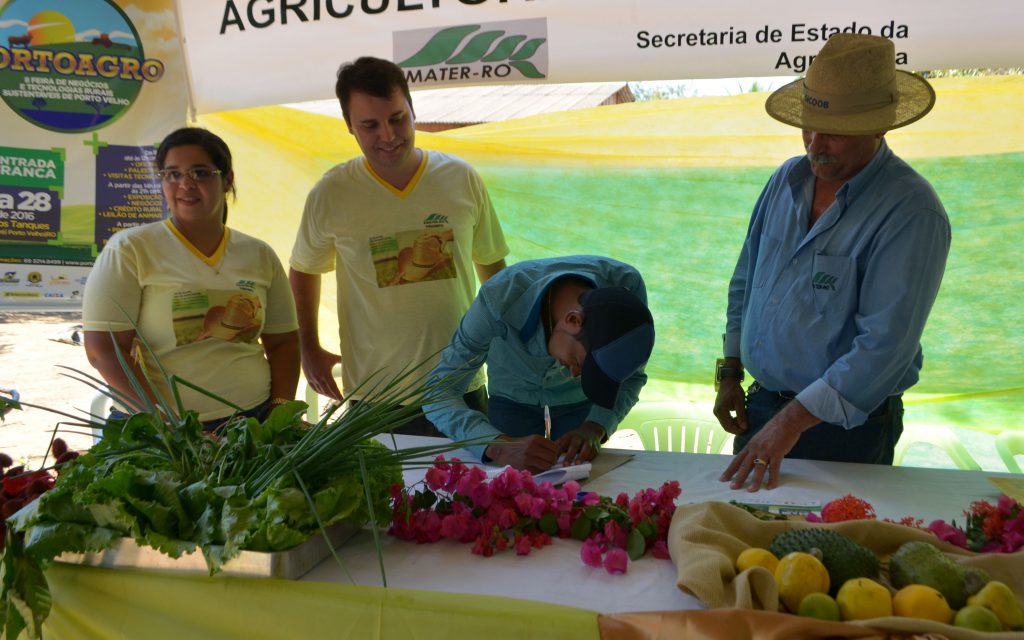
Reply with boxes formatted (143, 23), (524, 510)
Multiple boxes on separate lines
(603, 500), (1024, 640)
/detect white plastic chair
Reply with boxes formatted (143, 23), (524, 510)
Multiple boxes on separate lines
(893, 423), (981, 471)
(995, 431), (1024, 474)
(89, 392), (113, 443)
(617, 402), (734, 454)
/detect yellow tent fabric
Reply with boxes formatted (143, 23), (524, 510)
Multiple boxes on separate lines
(196, 76), (1024, 439)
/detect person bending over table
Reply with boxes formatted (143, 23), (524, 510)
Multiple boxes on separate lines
(83, 127), (300, 430)
(425, 256), (655, 473)
(714, 34), (950, 492)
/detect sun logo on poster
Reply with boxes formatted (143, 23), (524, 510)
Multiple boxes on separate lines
(395, 18), (548, 88)
(0, 0), (165, 133)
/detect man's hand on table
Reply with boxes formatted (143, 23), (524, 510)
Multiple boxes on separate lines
(556, 421), (605, 466)
(714, 378), (748, 435)
(719, 400), (818, 492)
(485, 435), (560, 473)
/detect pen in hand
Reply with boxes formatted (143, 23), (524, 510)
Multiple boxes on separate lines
(544, 404), (552, 440)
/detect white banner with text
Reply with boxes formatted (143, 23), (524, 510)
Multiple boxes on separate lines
(176, 0), (1024, 114)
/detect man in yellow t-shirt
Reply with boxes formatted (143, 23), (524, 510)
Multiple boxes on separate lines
(289, 57), (508, 435)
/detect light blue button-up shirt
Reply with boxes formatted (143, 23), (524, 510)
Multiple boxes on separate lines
(724, 140), (950, 429)
(425, 256), (648, 459)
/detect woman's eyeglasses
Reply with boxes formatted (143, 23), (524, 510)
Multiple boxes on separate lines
(158, 167), (223, 184)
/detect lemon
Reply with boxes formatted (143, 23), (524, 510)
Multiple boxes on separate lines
(775, 551), (830, 613)
(892, 584), (953, 623)
(836, 578), (893, 621)
(736, 547), (779, 574)
(798, 592), (841, 621)
(954, 605), (1004, 632)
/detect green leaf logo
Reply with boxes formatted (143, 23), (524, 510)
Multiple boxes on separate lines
(396, 19), (548, 80)
(482, 35), (527, 62)
(447, 30), (506, 64)
(398, 25), (482, 67)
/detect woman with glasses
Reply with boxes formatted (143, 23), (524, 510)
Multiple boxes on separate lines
(82, 127), (300, 431)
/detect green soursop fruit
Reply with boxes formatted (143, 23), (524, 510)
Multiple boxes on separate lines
(888, 540), (991, 609)
(769, 528), (879, 595)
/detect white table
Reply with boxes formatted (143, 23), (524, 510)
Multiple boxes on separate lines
(301, 436), (1018, 614)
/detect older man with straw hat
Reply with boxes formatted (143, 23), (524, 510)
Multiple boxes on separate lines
(714, 34), (951, 491)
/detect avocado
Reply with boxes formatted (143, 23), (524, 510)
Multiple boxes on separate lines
(889, 540), (990, 609)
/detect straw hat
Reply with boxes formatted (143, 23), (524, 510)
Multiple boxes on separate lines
(765, 34), (935, 135)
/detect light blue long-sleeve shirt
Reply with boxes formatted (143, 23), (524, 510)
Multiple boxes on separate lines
(724, 139), (950, 429)
(426, 256), (649, 459)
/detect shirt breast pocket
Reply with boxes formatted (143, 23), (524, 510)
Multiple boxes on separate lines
(811, 253), (855, 315)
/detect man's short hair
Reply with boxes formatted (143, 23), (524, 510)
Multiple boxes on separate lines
(335, 57), (414, 123)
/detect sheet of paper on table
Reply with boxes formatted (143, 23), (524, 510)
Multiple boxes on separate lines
(988, 476), (1024, 504)
(482, 450), (635, 486)
(732, 496), (823, 517)
(485, 462), (592, 485)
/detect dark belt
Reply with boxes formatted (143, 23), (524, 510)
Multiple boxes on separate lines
(749, 381), (901, 418)
(748, 381), (796, 400)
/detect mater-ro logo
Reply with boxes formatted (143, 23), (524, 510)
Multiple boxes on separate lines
(395, 18), (547, 87)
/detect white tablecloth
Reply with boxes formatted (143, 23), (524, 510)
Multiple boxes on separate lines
(301, 436), (1018, 614)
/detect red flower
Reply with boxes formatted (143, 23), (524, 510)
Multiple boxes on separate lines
(820, 494), (876, 522)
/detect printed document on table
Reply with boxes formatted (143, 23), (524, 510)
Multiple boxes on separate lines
(485, 462), (592, 485)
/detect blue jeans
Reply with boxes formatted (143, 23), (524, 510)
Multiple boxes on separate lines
(487, 395), (592, 439)
(734, 383), (904, 464)
(108, 398), (273, 433)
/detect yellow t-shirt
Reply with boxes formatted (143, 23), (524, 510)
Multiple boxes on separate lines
(83, 219), (298, 420)
(290, 150), (508, 400)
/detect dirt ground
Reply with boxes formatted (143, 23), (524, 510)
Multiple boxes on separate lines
(1, 312), (97, 469)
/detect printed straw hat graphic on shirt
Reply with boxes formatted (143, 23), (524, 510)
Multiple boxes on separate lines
(764, 33), (935, 136)
(201, 293), (262, 341)
(402, 233), (448, 282)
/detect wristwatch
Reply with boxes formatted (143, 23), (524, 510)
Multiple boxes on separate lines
(715, 358), (744, 391)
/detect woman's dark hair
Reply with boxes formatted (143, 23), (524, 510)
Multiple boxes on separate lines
(156, 127), (235, 223)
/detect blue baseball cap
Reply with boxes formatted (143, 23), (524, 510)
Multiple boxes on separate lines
(578, 287), (655, 409)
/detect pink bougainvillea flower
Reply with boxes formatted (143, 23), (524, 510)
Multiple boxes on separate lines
(440, 513), (466, 540)
(470, 482), (494, 509)
(581, 539), (604, 568)
(927, 519), (968, 548)
(390, 467), (684, 571)
(424, 462), (450, 492)
(514, 533), (532, 556)
(657, 480), (682, 509)
(603, 548), (629, 574)
(455, 465), (487, 495)
(497, 506), (519, 529)
(652, 540), (671, 560)
(557, 512), (572, 534)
